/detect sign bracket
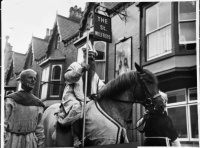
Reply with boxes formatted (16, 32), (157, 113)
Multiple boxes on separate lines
(94, 4), (128, 23)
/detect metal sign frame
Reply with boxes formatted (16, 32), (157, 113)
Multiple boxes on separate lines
(93, 13), (112, 43)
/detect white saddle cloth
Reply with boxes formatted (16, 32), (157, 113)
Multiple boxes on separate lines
(85, 101), (129, 145)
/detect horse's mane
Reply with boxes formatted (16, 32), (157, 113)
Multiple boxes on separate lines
(96, 69), (158, 101)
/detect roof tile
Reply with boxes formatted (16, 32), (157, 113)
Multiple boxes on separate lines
(32, 37), (48, 60)
(57, 15), (80, 41)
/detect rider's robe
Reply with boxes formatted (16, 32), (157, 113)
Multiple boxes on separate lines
(59, 62), (104, 125)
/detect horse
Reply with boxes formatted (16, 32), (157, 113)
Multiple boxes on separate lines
(42, 63), (165, 147)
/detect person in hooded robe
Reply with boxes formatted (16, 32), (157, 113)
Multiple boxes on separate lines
(4, 69), (45, 148)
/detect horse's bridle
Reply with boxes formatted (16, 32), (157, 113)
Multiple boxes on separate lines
(110, 72), (161, 107)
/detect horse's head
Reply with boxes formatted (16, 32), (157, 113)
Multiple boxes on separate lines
(135, 63), (165, 113)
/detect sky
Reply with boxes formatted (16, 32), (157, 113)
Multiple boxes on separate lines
(2, 0), (87, 54)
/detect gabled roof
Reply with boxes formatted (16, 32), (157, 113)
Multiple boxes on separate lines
(57, 14), (80, 41)
(32, 36), (48, 60)
(13, 52), (26, 75)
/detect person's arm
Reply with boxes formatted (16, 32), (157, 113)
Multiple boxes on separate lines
(136, 111), (150, 133)
(64, 62), (89, 84)
(35, 107), (45, 148)
(98, 78), (105, 91)
(171, 138), (181, 147)
(136, 117), (146, 132)
(4, 98), (14, 143)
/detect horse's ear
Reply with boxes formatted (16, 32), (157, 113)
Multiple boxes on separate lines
(135, 62), (144, 74)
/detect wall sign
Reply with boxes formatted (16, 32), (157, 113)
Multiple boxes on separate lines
(94, 13), (112, 43)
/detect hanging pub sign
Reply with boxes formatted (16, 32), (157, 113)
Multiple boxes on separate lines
(93, 13), (112, 43)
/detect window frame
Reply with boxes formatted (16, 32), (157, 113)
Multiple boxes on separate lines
(50, 64), (62, 97)
(166, 87), (198, 141)
(178, 1), (196, 45)
(145, 2), (172, 61)
(167, 104), (189, 141)
(94, 41), (107, 81)
(166, 88), (187, 106)
(141, 2), (196, 66)
(40, 66), (50, 100)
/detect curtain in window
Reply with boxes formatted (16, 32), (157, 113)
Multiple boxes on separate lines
(96, 61), (105, 80)
(50, 65), (61, 96)
(147, 25), (172, 60)
(41, 67), (49, 99)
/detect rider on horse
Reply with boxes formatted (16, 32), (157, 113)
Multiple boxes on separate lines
(56, 41), (105, 146)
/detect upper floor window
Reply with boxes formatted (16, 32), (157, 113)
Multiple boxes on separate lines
(144, 2), (196, 62)
(146, 2), (172, 61)
(50, 65), (62, 97)
(166, 88), (198, 141)
(77, 41), (106, 81)
(94, 41), (106, 81)
(179, 1), (196, 46)
(40, 66), (50, 100)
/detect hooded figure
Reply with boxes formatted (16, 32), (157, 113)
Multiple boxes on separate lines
(4, 69), (45, 148)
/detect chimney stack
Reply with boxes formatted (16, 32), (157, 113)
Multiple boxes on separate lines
(6, 36), (9, 42)
(46, 28), (49, 37)
(69, 5), (83, 22)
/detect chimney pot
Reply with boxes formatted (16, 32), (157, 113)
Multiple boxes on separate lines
(46, 28), (49, 36)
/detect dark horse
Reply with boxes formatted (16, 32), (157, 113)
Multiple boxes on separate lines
(42, 63), (165, 147)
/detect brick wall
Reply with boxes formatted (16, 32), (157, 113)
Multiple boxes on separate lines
(107, 4), (140, 81)
(107, 3), (144, 145)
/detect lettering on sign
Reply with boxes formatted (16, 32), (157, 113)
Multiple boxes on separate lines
(94, 13), (112, 43)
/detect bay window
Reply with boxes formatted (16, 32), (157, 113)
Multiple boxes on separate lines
(146, 2), (172, 61)
(144, 1), (196, 62)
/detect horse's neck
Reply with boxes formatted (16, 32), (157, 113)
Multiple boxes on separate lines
(98, 93), (133, 127)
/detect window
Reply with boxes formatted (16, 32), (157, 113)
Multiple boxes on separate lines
(76, 41), (107, 81)
(50, 65), (62, 97)
(144, 2), (196, 62)
(40, 66), (50, 99)
(166, 88), (198, 141)
(94, 41), (106, 81)
(146, 2), (172, 61)
(179, 1), (196, 46)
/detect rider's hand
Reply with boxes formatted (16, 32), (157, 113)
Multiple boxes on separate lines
(81, 63), (90, 73)
(143, 110), (150, 121)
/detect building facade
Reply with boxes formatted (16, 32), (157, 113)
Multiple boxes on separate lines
(4, 1), (199, 147)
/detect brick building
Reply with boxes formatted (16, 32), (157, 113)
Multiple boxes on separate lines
(4, 2), (199, 147)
